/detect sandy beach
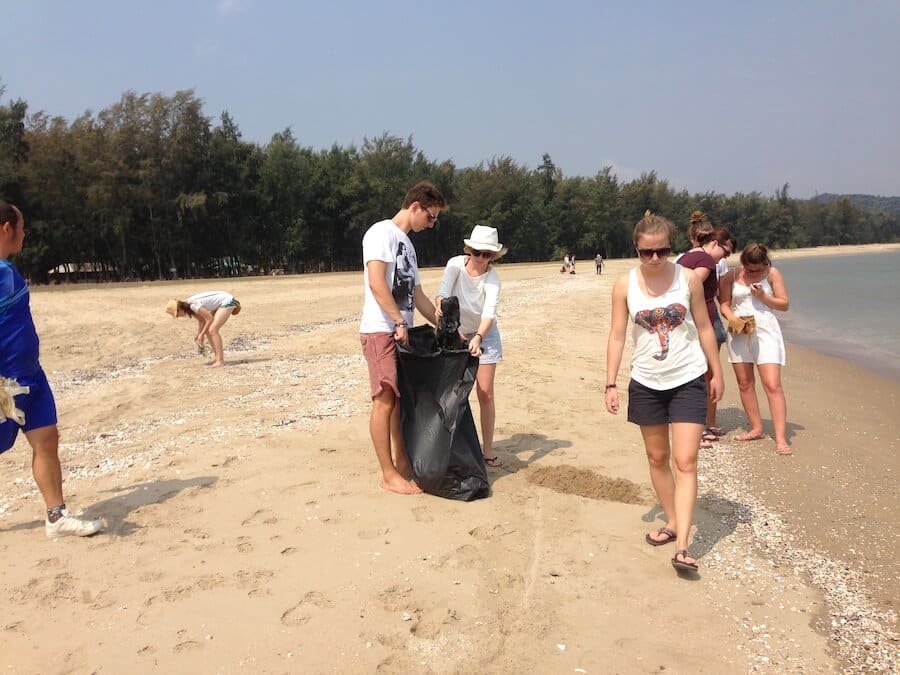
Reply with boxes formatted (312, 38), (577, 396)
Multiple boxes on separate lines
(1, 244), (897, 673)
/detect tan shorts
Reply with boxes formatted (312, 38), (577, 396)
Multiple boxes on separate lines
(360, 332), (399, 399)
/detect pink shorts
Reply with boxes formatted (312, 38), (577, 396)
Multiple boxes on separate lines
(360, 332), (400, 399)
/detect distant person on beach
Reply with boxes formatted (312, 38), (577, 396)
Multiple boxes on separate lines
(435, 225), (507, 469)
(604, 210), (723, 573)
(165, 291), (241, 367)
(0, 201), (104, 538)
(595, 254), (603, 275)
(677, 226), (734, 447)
(719, 243), (792, 455)
(560, 254), (571, 274)
(360, 181), (445, 495)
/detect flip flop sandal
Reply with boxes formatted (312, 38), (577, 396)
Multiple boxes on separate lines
(700, 439), (715, 449)
(645, 527), (677, 546)
(671, 549), (699, 571)
(775, 445), (793, 455)
(702, 428), (721, 441)
(484, 456), (504, 468)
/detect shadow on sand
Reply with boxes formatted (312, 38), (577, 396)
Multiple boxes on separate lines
(0, 476), (217, 537)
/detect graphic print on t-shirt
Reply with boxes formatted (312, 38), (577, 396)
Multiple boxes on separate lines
(634, 303), (687, 361)
(392, 241), (415, 312)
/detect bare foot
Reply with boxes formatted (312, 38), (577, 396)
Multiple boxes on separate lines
(737, 431), (765, 441)
(775, 443), (792, 455)
(210, 361), (225, 368)
(380, 475), (423, 495)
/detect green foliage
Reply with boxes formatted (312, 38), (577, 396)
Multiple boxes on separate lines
(0, 87), (897, 281)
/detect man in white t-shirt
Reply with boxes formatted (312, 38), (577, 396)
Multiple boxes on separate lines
(360, 181), (446, 495)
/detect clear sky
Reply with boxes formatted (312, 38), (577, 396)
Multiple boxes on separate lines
(4, 0), (899, 198)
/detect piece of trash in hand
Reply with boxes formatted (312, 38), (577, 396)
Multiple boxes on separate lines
(1, 377), (30, 425)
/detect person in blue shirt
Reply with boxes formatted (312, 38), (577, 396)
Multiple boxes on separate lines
(0, 201), (103, 537)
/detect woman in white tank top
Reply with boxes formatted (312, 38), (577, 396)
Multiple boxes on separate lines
(718, 243), (792, 455)
(605, 211), (723, 574)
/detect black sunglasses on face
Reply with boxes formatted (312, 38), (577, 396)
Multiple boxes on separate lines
(636, 247), (671, 259)
(422, 207), (438, 223)
(470, 250), (493, 259)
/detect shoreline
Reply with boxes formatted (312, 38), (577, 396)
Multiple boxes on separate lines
(1, 256), (897, 672)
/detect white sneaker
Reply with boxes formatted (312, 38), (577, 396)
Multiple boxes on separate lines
(45, 510), (104, 538)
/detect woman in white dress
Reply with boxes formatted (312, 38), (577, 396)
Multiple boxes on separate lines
(435, 225), (506, 468)
(718, 244), (792, 455)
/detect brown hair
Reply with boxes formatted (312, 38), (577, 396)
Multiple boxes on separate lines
(687, 210), (713, 245)
(633, 210), (675, 245)
(0, 201), (20, 229)
(177, 300), (196, 318)
(740, 243), (771, 267)
(401, 181), (447, 210)
(698, 226), (733, 249)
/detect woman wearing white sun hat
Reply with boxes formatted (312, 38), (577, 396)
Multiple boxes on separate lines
(435, 225), (507, 468)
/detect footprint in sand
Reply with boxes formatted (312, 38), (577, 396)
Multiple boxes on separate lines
(241, 509), (278, 526)
(280, 591), (332, 626)
(174, 640), (200, 653)
(412, 506), (433, 523)
(236, 536), (253, 553)
(377, 584), (414, 612)
(468, 524), (515, 540)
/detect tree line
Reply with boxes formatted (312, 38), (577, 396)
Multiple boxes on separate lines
(1, 87), (897, 282)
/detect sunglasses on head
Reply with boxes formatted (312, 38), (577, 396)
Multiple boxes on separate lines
(469, 250), (493, 259)
(636, 247), (671, 259)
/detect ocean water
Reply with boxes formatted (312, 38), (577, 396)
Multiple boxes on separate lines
(764, 251), (900, 381)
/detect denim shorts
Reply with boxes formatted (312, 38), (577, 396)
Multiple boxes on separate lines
(627, 375), (707, 426)
(466, 328), (502, 365)
(712, 315), (727, 346)
(1, 369), (58, 454)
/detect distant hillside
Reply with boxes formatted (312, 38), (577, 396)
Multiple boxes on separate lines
(811, 193), (900, 215)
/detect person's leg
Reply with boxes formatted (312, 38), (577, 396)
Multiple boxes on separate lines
(670, 422), (702, 565)
(207, 307), (235, 366)
(641, 424), (677, 539)
(370, 389), (420, 494)
(758, 363), (790, 453)
(25, 424), (63, 509)
(475, 363), (497, 462)
(389, 403), (415, 480)
(26, 424), (103, 536)
(732, 362), (764, 439)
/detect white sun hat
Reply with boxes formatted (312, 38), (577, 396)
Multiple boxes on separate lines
(463, 225), (508, 258)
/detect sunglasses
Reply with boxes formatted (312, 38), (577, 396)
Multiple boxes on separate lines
(470, 250), (493, 259)
(715, 241), (732, 258)
(636, 247), (671, 259)
(421, 207), (438, 223)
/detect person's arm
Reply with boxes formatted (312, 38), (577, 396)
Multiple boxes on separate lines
(753, 267), (790, 311)
(366, 260), (409, 343)
(413, 284), (436, 325)
(604, 274), (630, 414)
(194, 309), (213, 342)
(692, 266), (711, 284)
(687, 272), (723, 402)
(434, 259), (461, 322)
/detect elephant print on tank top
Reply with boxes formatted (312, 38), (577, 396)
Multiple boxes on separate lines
(634, 303), (687, 361)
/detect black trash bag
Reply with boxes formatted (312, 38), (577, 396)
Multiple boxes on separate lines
(396, 325), (490, 501)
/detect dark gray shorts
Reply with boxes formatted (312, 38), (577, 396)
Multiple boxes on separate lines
(627, 375), (707, 426)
